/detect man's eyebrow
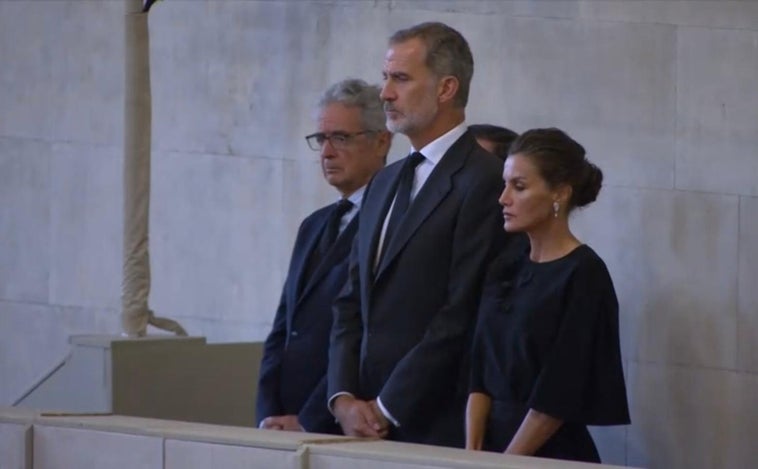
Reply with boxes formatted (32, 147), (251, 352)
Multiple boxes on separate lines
(386, 71), (410, 79)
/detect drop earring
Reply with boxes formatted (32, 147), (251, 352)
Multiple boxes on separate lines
(553, 201), (559, 218)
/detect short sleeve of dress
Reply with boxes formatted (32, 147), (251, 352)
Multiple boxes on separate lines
(527, 252), (630, 425)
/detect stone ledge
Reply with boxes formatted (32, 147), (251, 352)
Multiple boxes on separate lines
(69, 334), (206, 348)
(1, 407), (635, 468)
(306, 439), (629, 469)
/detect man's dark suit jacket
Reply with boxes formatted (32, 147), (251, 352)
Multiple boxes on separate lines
(256, 202), (358, 434)
(328, 130), (508, 447)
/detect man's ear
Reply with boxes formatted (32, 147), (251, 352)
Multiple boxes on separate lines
(375, 131), (393, 164)
(437, 76), (459, 104)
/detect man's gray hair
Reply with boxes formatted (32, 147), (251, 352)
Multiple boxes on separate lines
(389, 22), (474, 108)
(318, 78), (387, 132)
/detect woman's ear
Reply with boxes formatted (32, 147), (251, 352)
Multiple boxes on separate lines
(555, 183), (573, 207)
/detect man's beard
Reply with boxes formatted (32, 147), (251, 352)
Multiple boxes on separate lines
(385, 101), (438, 136)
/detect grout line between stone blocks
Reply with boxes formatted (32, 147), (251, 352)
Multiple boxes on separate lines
(296, 445), (309, 469)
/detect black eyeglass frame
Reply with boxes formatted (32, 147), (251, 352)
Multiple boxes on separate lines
(304, 130), (377, 151)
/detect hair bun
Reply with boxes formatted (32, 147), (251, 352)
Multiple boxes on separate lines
(574, 161), (603, 207)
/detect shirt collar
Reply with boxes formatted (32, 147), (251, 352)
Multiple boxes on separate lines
(411, 121), (468, 165)
(343, 185), (366, 209)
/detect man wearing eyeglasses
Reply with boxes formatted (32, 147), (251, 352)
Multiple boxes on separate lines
(328, 23), (507, 447)
(256, 78), (390, 434)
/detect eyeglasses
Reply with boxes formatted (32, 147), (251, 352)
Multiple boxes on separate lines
(305, 131), (375, 151)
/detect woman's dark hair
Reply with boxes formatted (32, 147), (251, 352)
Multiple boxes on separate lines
(468, 124), (518, 160)
(508, 127), (603, 209)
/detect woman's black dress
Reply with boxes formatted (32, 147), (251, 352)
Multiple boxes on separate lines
(470, 245), (630, 462)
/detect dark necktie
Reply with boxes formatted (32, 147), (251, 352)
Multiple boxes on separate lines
(384, 151), (425, 248)
(319, 198), (354, 255)
(304, 198), (354, 284)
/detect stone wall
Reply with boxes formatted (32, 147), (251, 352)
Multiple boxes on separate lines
(1, 1), (757, 467)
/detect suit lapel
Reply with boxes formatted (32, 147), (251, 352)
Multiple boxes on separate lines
(285, 213), (325, 333)
(375, 133), (474, 279)
(290, 207), (331, 308)
(359, 164), (404, 284)
(296, 216), (358, 306)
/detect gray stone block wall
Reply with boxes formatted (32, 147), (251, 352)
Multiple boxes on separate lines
(1, 1), (756, 467)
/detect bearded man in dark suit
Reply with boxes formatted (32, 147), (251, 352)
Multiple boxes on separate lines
(328, 23), (510, 447)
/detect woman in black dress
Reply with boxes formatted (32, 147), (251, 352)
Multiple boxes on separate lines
(465, 128), (630, 462)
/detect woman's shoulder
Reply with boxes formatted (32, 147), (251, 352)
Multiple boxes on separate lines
(572, 245), (611, 274)
(527, 244), (613, 290)
(565, 246), (618, 300)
